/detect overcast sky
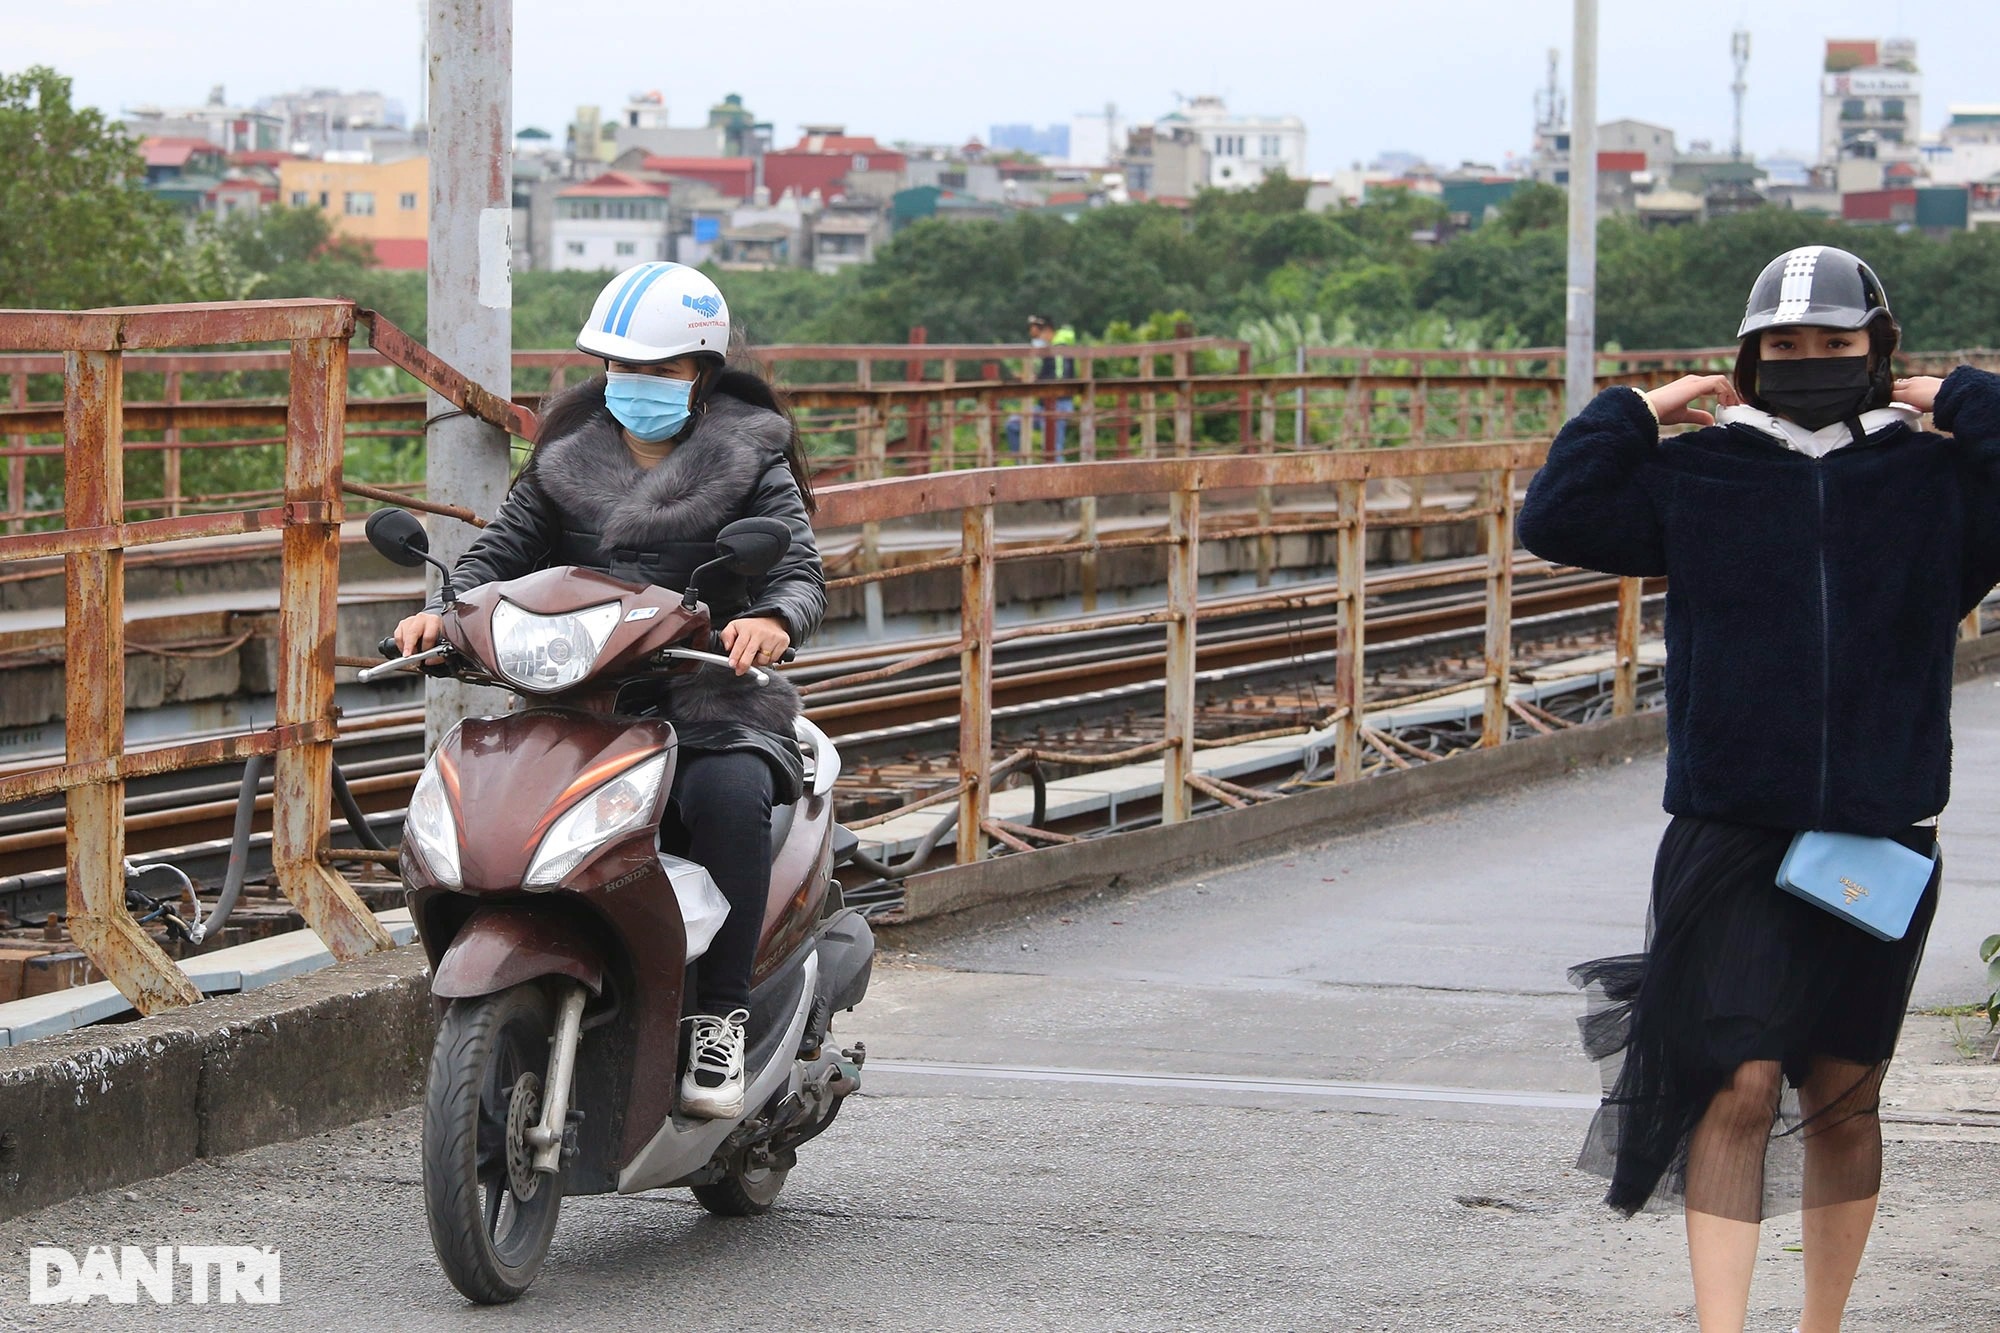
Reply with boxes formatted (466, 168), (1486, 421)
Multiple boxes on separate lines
(16, 0), (2000, 172)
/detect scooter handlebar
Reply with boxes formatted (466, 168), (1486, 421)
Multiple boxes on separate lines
(358, 645), (451, 683)
(656, 647), (771, 685)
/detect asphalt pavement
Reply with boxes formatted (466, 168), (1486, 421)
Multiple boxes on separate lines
(4, 685), (2000, 1331)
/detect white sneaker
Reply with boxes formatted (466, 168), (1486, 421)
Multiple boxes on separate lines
(680, 1009), (749, 1120)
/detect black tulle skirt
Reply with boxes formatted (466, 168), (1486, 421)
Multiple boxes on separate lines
(1571, 815), (1939, 1219)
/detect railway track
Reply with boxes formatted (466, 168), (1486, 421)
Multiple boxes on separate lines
(0, 555), (1654, 909)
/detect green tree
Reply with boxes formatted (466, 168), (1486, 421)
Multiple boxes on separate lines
(1493, 181), (1566, 235)
(1318, 262), (1416, 340)
(0, 65), (213, 307)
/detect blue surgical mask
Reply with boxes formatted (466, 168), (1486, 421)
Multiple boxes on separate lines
(604, 372), (693, 442)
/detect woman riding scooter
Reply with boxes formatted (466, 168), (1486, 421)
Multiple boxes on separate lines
(392, 262), (824, 1120)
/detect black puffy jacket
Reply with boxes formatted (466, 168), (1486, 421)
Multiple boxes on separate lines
(424, 390), (826, 796)
(1518, 366), (2000, 835)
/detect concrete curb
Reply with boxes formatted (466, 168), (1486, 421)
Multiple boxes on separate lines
(0, 946), (430, 1221)
(886, 710), (1669, 930)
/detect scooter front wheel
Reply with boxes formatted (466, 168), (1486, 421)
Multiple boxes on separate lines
(422, 984), (565, 1303)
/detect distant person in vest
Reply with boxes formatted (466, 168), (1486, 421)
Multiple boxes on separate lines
(1005, 314), (1078, 461)
(390, 263), (825, 1120)
(1518, 244), (2000, 1333)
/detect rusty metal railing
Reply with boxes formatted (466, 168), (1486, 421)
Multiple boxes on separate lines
(809, 442), (1651, 868)
(5, 335), (1988, 534)
(0, 299), (397, 1015)
(16, 337), (1967, 528)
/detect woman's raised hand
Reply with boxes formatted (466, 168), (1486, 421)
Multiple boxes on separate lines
(1892, 376), (1944, 414)
(1643, 374), (1740, 428)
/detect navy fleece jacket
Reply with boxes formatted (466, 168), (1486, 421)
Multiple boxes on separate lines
(1518, 365), (2000, 834)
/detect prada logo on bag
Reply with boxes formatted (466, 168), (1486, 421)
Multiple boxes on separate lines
(1840, 877), (1869, 905)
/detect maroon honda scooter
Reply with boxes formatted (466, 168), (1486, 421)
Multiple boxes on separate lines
(358, 508), (873, 1305)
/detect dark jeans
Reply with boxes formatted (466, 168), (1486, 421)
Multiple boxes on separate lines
(662, 750), (773, 1016)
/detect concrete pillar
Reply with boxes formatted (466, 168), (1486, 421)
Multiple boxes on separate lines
(1564, 0), (1599, 420)
(424, 0), (516, 746)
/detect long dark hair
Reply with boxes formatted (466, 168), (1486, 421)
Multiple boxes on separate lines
(523, 359), (817, 516)
(1731, 312), (1901, 416)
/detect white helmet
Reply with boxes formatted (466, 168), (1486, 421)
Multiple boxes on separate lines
(575, 262), (731, 365)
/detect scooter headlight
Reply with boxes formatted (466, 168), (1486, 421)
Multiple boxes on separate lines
(491, 599), (623, 692)
(524, 751), (671, 888)
(405, 759), (462, 888)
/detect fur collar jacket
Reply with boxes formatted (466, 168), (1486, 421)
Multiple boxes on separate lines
(421, 390), (825, 771)
(1518, 366), (2000, 835)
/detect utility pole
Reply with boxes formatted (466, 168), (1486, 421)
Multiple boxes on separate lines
(424, 0), (515, 746)
(1564, 0), (1599, 419)
(1730, 30), (1751, 161)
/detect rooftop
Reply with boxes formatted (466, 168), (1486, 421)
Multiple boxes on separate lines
(141, 137), (223, 168)
(557, 171), (672, 199)
(640, 155), (755, 173)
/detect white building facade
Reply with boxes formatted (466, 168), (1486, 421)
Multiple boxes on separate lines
(550, 175), (672, 272)
(1163, 96), (1307, 190)
(1818, 38), (1922, 166)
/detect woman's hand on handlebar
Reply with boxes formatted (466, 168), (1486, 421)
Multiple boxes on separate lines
(393, 612), (444, 656)
(719, 616), (791, 676)
(1643, 374), (1739, 428)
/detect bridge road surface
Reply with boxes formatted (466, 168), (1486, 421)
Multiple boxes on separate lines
(5, 691), (2000, 1330)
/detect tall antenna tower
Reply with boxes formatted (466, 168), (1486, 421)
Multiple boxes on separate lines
(1534, 47), (1567, 141)
(1730, 29), (1751, 160)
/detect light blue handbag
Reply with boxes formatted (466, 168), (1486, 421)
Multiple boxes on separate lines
(1776, 830), (1937, 942)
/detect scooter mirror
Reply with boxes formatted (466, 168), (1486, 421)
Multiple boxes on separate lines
(713, 517), (792, 578)
(364, 507), (432, 568)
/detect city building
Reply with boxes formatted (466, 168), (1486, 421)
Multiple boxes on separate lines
(139, 138), (227, 215)
(707, 94), (773, 160)
(610, 152), (757, 199)
(125, 86), (285, 154)
(716, 190), (815, 272)
(598, 92), (727, 160)
(891, 185), (1013, 228)
(1843, 183), (1971, 233)
(1439, 172), (1525, 229)
(1598, 119), (1678, 172)
(549, 172), (672, 271)
(809, 203), (889, 275)
(1921, 106), (2000, 187)
(276, 156), (430, 268)
(141, 138), (226, 188)
(258, 87), (406, 158)
(1118, 123), (1208, 202)
(568, 105), (618, 168)
(763, 127), (908, 203)
(1159, 96), (1307, 190)
(906, 154), (1008, 204)
(1066, 106), (1125, 168)
(1819, 37), (1921, 169)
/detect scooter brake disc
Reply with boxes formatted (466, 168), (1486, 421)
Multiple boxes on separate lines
(505, 1072), (544, 1201)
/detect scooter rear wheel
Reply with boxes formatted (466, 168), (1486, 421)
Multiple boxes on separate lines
(422, 984), (565, 1303)
(691, 1158), (789, 1217)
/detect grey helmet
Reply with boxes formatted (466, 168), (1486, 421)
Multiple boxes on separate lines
(1736, 245), (1891, 338)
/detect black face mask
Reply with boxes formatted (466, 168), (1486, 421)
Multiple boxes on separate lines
(1755, 356), (1874, 431)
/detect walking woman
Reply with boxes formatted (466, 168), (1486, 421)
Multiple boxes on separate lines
(1518, 245), (2000, 1332)
(392, 262), (824, 1120)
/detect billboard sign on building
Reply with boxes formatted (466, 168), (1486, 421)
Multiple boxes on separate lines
(1823, 72), (1922, 98)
